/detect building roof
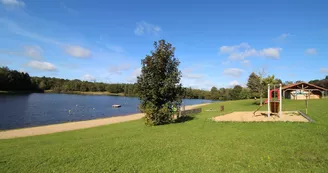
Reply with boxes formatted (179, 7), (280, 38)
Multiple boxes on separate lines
(282, 82), (327, 91)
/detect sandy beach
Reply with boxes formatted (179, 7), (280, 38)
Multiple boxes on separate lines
(0, 103), (209, 139)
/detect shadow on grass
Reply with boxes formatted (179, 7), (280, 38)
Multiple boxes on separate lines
(173, 116), (195, 124)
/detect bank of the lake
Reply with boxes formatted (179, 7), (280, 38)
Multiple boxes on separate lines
(0, 103), (209, 139)
(0, 93), (214, 130)
(44, 90), (126, 96)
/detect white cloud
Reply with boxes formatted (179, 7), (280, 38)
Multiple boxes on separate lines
(132, 67), (141, 76)
(60, 2), (78, 15)
(183, 73), (204, 79)
(27, 60), (56, 71)
(0, 46), (43, 60)
(279, 33), (290, 39)
(228, 48), (258, 60)
(23, 46), (43, 60)
(106, 45), (124, 53)
(82, 74), (96, 81)
(219, 43), (251, 54)
(259, 48), (282, 59)
(1, 19), (92, 59)
(229, 80), (240, 87)
(127, 67), (141, 83)
(305, 48), (317, 55)
(0, 18), (62, 45)
(65, 45), (91, 58)
(223, 68), (243, 78)
(221, 61), (230, 65)
(108, 64), (131, 75)
(320, 68), (328, 74)
(134, 21), (161, 36)
(219, 43), (282, 60)
(274, 33), (290, 42)
(182, 68), (205, 79)
(0, 0), (25, 7)
(241, 60), (250, 66)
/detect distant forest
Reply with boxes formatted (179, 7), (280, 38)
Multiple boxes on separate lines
(309, 76), (328, 89)
(0, 66), (215, 99)
(1, 66), (327, 100)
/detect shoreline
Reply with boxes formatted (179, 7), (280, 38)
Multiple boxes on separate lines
(0, 103), (210, 139)
(44, 90), (128, 96)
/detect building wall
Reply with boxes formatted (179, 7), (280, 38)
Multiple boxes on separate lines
(290, 94), (320, 100)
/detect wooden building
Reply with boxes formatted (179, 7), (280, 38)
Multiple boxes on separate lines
(282, 82), (327, 100)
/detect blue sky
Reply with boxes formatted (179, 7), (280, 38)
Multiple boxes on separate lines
(0, 0), (327, 90)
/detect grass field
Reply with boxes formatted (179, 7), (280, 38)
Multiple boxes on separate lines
(1, 99), (328, 172)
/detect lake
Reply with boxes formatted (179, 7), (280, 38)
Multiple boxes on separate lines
(0, 93), (214, 130)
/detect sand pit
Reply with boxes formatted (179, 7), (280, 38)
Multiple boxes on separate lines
(212, 111), (309, 122)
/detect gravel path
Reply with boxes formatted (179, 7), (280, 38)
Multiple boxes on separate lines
(0, 103), (209, 139)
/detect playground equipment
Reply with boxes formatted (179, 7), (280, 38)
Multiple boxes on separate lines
(253, 84), (282, 117)
(267, 84), (282, 117)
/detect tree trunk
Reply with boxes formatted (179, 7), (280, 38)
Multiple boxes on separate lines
(260, 89), (263, 106)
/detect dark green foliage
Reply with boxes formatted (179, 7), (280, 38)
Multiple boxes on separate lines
(309, 76), (328, 89)
(31, 76), (138, 95)
(136, 40), (183, 125)
(210, 86), (220, 100)
(230, 85), (243, 100)
(239, 88), (251, 99)
(247, 72), (262, 98)
(0, 66), (40, 91)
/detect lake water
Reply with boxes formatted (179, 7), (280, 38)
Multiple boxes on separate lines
(0, 93), (213, 130)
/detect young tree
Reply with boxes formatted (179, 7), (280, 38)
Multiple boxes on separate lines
(257, 68), (267, 106)
(136, 40), (183, 125)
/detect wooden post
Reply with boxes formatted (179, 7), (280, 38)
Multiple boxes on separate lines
(268, 84), (270, 117)
(279, 84), (282, 117)
(179, 105), (181, 118)
(306, 97), (308, 114)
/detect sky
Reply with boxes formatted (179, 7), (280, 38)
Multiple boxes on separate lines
(0, 0), (327, 90)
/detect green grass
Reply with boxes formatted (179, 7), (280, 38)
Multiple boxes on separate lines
(1, 99), (328, 172)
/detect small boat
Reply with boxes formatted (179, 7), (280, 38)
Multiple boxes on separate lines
(112, 104), (121, 108)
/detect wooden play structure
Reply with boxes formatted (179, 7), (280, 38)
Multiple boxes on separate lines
(267, 84), (282, 117)
(253, 84), (282, 117)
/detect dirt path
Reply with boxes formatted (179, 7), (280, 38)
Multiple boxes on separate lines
(0, 103), (209, 139)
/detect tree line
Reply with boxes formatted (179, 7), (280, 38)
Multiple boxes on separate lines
(309, 76), (328, 89)
(1, 66), (326, 100)
(0, 67), (40, 92)
(0, 66), (256, 100)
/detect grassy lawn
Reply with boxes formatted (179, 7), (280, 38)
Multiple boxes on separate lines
(1, 99), (328, 172)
